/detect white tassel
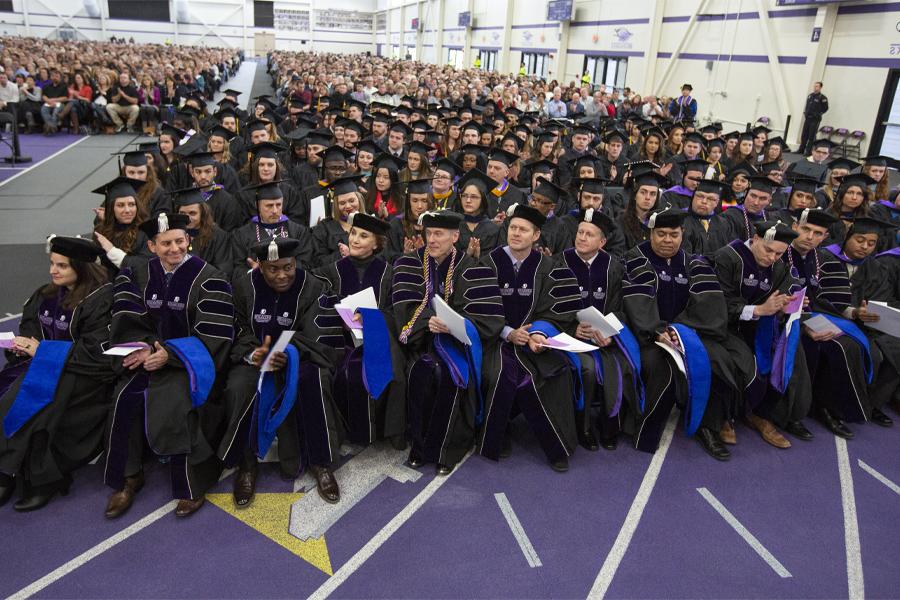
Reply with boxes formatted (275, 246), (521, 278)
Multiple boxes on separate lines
(764, 226), (777, 242)
(347, 211), (358, 226)
(507, 203), (518, 217)
(267, 239), (279, 261)
(417, 210), (435, 226)
(157, 213), (169, 234)
(647, 212), (658, 229)
(45, 234), (57, 254)
(584, 208), (594, 223)
(798, 209), (809, 226)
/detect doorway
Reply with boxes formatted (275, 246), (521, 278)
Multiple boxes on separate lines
(871, 69), (899, 157)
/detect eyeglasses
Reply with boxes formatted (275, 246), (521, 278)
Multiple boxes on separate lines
(433, 174), (451, 181)
(459, 194), (482, 201)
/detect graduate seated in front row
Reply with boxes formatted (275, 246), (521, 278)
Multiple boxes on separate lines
(623, 206), (755, 461)
(312, 213), (407, 450)
(220, 238), (345, 507)
(714, 220), (811, 449)
(103, 212), (234, 519)
(554, 208), (643, 452)
(477, 203), (583, 472)
(0, 237), (114, 511)
(392, 210), (505, 476)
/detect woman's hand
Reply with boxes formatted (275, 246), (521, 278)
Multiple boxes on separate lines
(12, 336), (39, 357)
(93, 206), (106, 221)
(338, 242), (350, 258)
(94, 231), (113, 252)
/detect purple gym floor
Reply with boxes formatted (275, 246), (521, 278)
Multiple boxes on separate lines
(1, 317), (898, 599)
(0, 133), (85, 184)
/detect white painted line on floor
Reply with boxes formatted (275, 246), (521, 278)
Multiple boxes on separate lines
(494, 492), (542, 568)
(0, 136), (90, 189)
(308, 451), (472, 600)
(836, 437), (865, 600)
(858, 459), (900, 496)
(7, 500), (179, 599)
(0, 312), (21, 323)
(696, 487), (792, 578)
(587, 411), (678, 600)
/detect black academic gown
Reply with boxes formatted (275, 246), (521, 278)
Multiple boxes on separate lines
(710, 205), (775, 249)
(204, 186), (244, 232)
(715, 241), (812, 426)
(455, 217), (501, 257)
(310, 218), (350, 268)
(231, 217), (312, 273)
(219, 267), (342, 475)
(485, 181), (527, 218)
(858, 249), (900, 409)
(682, 211), (728, 257)
(477, 247), (582, 462)
(104, 256), (234, 500)
(0, 284), (114, 491)
(238, 181), (306, 225)
(312, 255), (406, 444)
(188, 226), (233, 279)
(555, 248), (642, 442)
(392, 248), (505, 467)
(660, 186), (693, 210)
(623, 242), (755, 452)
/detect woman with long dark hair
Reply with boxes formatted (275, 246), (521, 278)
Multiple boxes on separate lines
(617, 171), (665, 250)
(365, 155), (405, 220)
(386, 179), (434, 261)
(399, 142), (433, 183)
(92, 176), (153, 276)
(824, 173), (877, 246)
(0, 237), (113, 511)
(172, 188), (235, 278)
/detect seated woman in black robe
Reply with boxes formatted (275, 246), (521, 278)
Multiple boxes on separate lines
(221, 238), (345, 507)
(385, 179), (434, 263)
(860, 236), (900, 417)
(312, 213), (406, 449)
(233, 181), (312, 274)
(206, 124), (242, 195)
(454, 168), (501, 259)
(822, 173), (877, 248)
(170, 187), (234, 279)
(154, 123), (191, 191)
(623, 206), (755, 461)
(237, 142), (305, 224)
(392, 211), (505, 475)
(115, 148), (171, 216)
(431, 158), (459, 211)
(92, 176), (154, 277)
(0, 237), (113, 511)
(103, 212), (234, 520)
(310, 175), (366, 268)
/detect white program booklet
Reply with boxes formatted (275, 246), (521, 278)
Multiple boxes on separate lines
(261, 330), (296, 372)
(576, 307), (624, 339)
(540, 332), (598, 353)
(803, 314), (842, 336)
(866, 302), (900, 338)
(432, 296), (471, 345)
(308, 195), (326, 227)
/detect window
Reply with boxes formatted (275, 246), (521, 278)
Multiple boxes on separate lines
(477, 50), (497, 71)
(582, 56), (628, 91)
(108, 0), (169, 22)
(254, 1), (274, 28)
(447, 48), (464, 69)
(522, 52), (549, 78)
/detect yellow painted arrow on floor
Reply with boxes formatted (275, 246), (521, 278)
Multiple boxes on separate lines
(208, 492), (333, 575)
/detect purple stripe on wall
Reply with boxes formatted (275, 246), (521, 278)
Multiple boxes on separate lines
(511, 23), (560, 29)
(662, 15), (691, 23)
(570, 18), (650, 27)
(826, 57), (900, 68)
(696, 12), (760, 21)
(472, 25), (504, 31)
(657, 51), (673, 58)
(657, 52), (806, 64)
(838, 2), (900, 15)
(769, 8), (817, 18)
(571, 49), (644, 58)
(509, 47), (555, 53)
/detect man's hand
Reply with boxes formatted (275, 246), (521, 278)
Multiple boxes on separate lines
(803, 325), (836, 342)
(527, 334), (547, 353)
(575, 322), (594, 340)
(853, 300), (880, 323)
(428, 316), (449, 335)
(753, 292), (790, 317)
(246, 257), (259, 270)
(656, 328), (680, 350)
(592, 331), (612, 347)
(506, 323), (532, 346)
(251, 335), (272, 368)
(143, 341), (169, 371)
(123, 347), (152, 370)
(267, 351), (287, 371)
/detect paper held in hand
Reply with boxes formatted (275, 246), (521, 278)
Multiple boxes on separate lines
(335, 287), (378, 346)
(308, 195), (326, 228)
(539, 332), (598, 353)
(432, 296), (472, 345)
(803, 314), (843, 336)
(576, 307), (624, 339)
(103, 342), (150, 356)
(866, 302), (900, 338)
(0, 332), (14, 349)
(261, 330), (296, 372)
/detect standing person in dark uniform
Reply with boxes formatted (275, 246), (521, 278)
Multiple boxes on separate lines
(313, 213), (407, 449)
(622, 206), (755, 461)
(220, 238), (345, 507)
(392, 210), (505, 475)
(477, 203), (583, 472)
(103, 213), (234, 519)
(0, 237), (113, 511)
(555, 208), (643, 451)
(799, 82), (829, 156)
(232, 181), (312, 273)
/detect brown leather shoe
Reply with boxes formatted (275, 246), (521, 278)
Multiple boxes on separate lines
(233, 466), (258, 508)
(104, 472), (145, 519)
(720, 422), (737, 445)
(174, 497), (205, 518)
(310, 465), (340, 504)
(745, 414), (791, 449)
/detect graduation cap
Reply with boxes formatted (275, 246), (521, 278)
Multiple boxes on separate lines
(254, 95), (278, 110)
(406, 178), (434, 195)
(433, 158), (459, 179)
(487, 148), (518, 167)
(185, 151), (218, 168)
(305, 129), (334, 147)
(681, 83), (693, 91)
(340, 119), (364, 137)
(282, 129), (308, 146)
(738, 131), (755, 142)
(699, 125), (719, 136)
(356, 139), (381, 157)
(766, 136), (790, 151)
(251, 238), (303, 262)
(679, 158), (708, 174)
(501, 132), (525, 151)
(139, 212), (190, 239)
(394, 105), (413, 118)
(206, 124), (232, 140)
(836, 172), (877, 190)
(241, 180), (284, 202)
(374, 153), (406, 172)
(682, 131), (706, 146)
(169, 187), (207, 207)
(724, 130), (741, 141)
(247, 141), (287, 159)
(630, 168), (669, 190)
(727, 161), (758, 179)
(348, 211), (390, 236)
(788, 176), (820, 195)
(646, 205), (686, 229)
(442, 116), (463, 128)
(706, 138), (725, 152)
(135, 142), (159, 153)
(579, 207), (615, 237)
(160, 122), (186, 140)
(419, 210), (463, 229)
(506, 202), (546, 229)
(410, 120), (431, 133)
(748, 174), (777, 194)
(847, 216), (896, 237)
(523, 158), (556, 175)
(245, 118), (271, 133)
(213, 107), (238, 122)
(405, 140), (432, 156)
(694, 179), (730, 196)
(91, 176), (145, 200)
(455, 168), (496, 194)
(46, 235), (102, 263)
(461, 121), (485, 135)
(863, 155), (893, 168)
(425, 130), (443, 146)
(370, 101), (394, 113)
(458, 143), (489, 156)
(793, 207), (837, 228)
(176, 106), (201, 121)
(827, 157), (860, 172)
(222, 89), (242, 98)
(812, 138), (836, 150)
(389, 120), (413, 137)
(326, 174), (365, 196)
(111, 150), (148, 167)
(759, 160), (783, 174)
(371, 112), (392, 125)
(535, 131), (559, 146)
(603, 129), (627, 144)
(754, 220), (798, 244)
(572, 177), (609, 195)
(567, 154), (599, 173)
(533, 178), (566, 206)
(751, 125), (772, 136)
(344, 98), (366, 113)
(321, 145), (354, 163)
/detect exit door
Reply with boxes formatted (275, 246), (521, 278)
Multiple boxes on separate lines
(254, 32), (276, 57)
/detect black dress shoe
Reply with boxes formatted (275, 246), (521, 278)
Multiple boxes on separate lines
(499, 434), (513, 459)
(871, 408), (894, 428)
(0, 475), (14, 507)
(696, 427), (731, 461)
(408, 450), (424, 468)
(817, 409), (854, 439)
(436, 464), (454, 476)
(784, 420), (814, 441)
(600, 435), (618, 451)
(389, 435), (408, 451)
(15, 478), (70, 513)
(550, 458), (569, 473)
(578, 430), (600, 452)
(310, 465), (340, 504)
(233, 466), (258, 507)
